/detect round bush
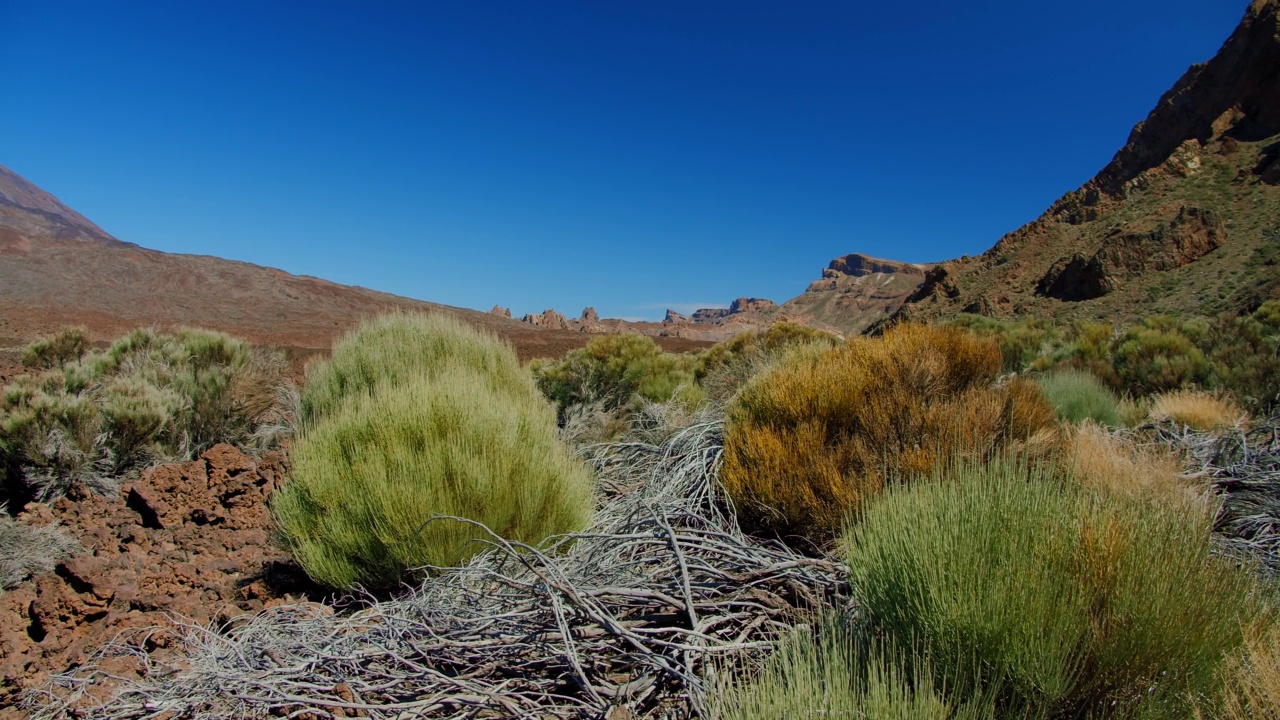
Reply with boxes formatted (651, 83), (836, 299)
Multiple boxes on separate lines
(276, 314), (594, 590)
(844, 460), (1261, 718)
(720, 324), (1056, 543)
(302, 312), (530, 423)
(273, 368), (594, 590)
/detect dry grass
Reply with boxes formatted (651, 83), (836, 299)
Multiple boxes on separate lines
(1149, 389), (1246, 431)
(1215, 619), (1280, 720)
(0, 510), (79, 591)
(721, 324), (1058, 543)
(1068, 421), (1208, 505)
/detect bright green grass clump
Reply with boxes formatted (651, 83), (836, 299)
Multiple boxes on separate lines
(710, 618), (988, 720)
(301, 311), (531, 423)
(843, 459), (1261, 719)
(1034, 368), (1122, 427)
(274, 312), (594, 591)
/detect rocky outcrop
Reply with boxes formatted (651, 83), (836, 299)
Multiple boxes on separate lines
(489, 305), (512, 318)
(728, 297), (776, 314)
(0, 445), (312, 710)
(1036, 206), (1225, 301)
(883, 1), (1280, 327)
(1093, 0), (1280, 196)
(521, 309), (568, 330)
(825, 253), (927, 278)
(663, 309), (688, 324)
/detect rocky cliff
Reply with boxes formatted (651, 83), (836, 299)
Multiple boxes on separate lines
(885, 0), (1280, 327)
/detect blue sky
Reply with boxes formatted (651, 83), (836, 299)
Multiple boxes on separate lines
(0, 1), (1248, 321)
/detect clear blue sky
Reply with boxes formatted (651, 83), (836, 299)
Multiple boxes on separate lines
(0, 1), (1249, 321)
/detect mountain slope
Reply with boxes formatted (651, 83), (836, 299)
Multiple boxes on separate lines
(883, 0), (1280, 327)
(0, 164), (707, 359)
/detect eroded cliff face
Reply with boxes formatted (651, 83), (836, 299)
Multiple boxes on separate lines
(886, 0), (1280, 327)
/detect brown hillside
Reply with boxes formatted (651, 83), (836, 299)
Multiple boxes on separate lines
(0, 164), (708, 362)
(885, 0), (1280, 327)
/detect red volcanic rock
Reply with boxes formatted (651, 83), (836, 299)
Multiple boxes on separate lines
(0, 445), (307, 712)
(488, 305), (512, 318)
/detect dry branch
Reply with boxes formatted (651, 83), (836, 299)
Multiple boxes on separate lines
(27, 413), (848, 719)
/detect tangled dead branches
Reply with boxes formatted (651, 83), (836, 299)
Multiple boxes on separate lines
(27, 414), (848, 719)
(1160, 416), (1280, 574)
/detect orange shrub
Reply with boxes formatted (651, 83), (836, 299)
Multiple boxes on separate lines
(720, 324), (1057, 544)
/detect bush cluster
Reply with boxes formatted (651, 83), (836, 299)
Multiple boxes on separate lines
(717, 459), (1263, 719)
(843, 459), (1260, 718)
(530, 333), (705, 435)
(272, 313), (594, 591)
(0, 326), (285, 504)
(952, 302), (1280, 412)
(694, 322), (841, 404)
(719, 323), (1056, 543)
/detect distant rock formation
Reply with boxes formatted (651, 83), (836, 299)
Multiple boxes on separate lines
(521, 309), (568, 330)
(489, 305), (512, 318)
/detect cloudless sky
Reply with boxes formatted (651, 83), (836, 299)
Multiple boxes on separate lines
(0, 1), (1250, 320)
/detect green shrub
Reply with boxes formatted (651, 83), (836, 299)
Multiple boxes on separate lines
(273, 367), (594, 590)
(946, 315), (1061, 373)
(275, 313), (593, 590)
(710, 618), (983, 720)
(720, 324), (1057, 544)
(844, 459), (1261, 719)
(302, 312), (529, 424)
(532, 333), (704, 425)
(20, 327), (89, 370)
(1204, 301), (1280, 411)
(0, 327), (286, 504)
(1111, 324), (1210, 396)
(1034, 368), (1121, 427)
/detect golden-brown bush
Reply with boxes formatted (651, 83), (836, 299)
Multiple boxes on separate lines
(721, 324), (1057, 543)
(1149, 389), (1246, 431)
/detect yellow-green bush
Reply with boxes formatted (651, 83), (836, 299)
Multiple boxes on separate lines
(301, 312), (529, 423)
(531, 333), (704, 424)
(274, 313), (594, 590)
(1111, 323), (1211, 396)
(720, 324), (1056, 543)
(945, 314), (1061, 373)
(844, 459), (1262, 719)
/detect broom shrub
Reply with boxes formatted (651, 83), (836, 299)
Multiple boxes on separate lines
(275, 313), (594, 590)
(720, 324), (1056, 543)
(844, 459), (1261, 719)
